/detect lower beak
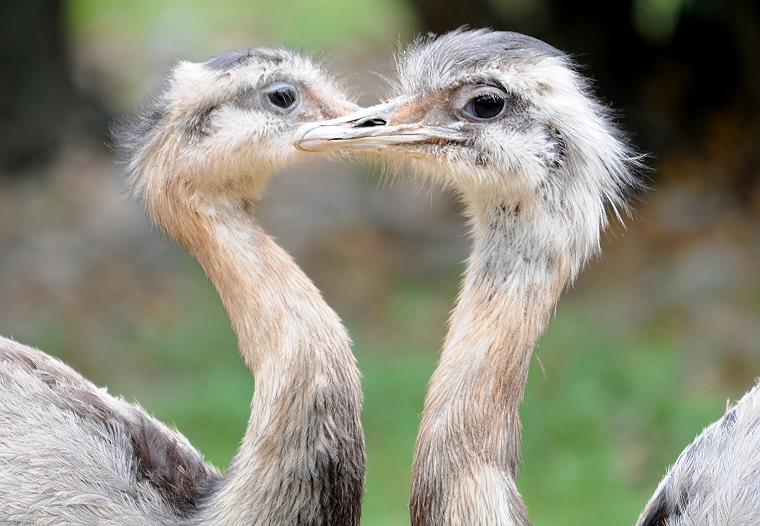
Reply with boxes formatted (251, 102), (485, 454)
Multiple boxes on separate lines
(293, 98), (466, 153)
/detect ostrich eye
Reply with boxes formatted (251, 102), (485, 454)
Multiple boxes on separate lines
(465, 93), (506, 120)
(263, 82), (298, 111)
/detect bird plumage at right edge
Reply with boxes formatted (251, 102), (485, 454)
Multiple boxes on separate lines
(293, 28), (760, 526)
(637, 380), (760, 526)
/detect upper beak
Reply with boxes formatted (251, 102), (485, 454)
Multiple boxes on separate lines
(293, 97), (466, 153)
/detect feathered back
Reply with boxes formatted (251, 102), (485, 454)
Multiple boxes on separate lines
(0, 336), (220, 525)
(637, 381), (760, 526)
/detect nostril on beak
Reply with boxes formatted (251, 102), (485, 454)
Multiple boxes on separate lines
(354, 118), (387, 128)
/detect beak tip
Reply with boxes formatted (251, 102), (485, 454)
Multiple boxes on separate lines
(292, 139), (317, 152)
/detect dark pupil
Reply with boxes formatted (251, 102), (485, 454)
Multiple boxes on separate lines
(268, 88), (296, 109)
(471, 94), (504, 119)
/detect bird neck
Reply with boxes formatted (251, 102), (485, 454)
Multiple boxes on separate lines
(164, 195), (364, 526)
(411, 199), (577, 526)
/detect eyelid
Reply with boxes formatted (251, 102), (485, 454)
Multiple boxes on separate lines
(468, 78), (506, 91)
(469, 85), (506, 97)
(263, 81), (297, 94)
(454, 83), (507, 101)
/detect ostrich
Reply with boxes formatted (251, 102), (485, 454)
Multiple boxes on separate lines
(294, 28), (642, 525)
(635, 380), (760, 526)
(0, 48), (365, 525)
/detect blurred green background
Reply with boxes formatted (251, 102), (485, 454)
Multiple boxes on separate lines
(1, 1), (759, 525)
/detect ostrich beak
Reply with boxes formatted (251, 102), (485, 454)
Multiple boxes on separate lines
(293, 97), (466, 152)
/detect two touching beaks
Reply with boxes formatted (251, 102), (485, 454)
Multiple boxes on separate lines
(292, 97), (464, 154)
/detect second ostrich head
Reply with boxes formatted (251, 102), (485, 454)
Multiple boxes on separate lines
(295, 28), (641, 276)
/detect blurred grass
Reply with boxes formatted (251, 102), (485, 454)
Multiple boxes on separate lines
(64, 0), (416, 109)
(67, 0), (414, 53)
(520, 300), (724, 525)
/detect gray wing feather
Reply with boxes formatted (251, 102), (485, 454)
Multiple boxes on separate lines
(637, 380), (760, 526)
(0, 336), (221, 525)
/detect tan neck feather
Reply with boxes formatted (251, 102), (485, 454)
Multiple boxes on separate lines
(411, 201), (573, 526)
(152, 188), (365, 525)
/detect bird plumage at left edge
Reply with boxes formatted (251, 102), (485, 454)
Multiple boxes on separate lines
(0, 48), (365, 526)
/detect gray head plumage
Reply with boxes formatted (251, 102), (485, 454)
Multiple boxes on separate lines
(296, 28), (645, 273)
(394, 28), (565, 96)
(111, 48), (356, 228)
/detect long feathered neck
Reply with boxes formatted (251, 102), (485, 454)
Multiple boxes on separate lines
(410, 194), (583, 526)
(154, 192), (365, 526)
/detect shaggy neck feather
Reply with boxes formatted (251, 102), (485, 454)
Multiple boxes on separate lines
(157, 193), (365, 526)
(411, 197), (579, 526)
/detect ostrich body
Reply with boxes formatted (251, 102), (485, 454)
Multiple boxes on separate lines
(295, 29), (640, 525)
(636, 381), (760, 526)
(0, 49), (365, 525)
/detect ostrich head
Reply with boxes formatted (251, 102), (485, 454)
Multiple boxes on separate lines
(295, 28), (642, 275)
(115, 48), (356, 239)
